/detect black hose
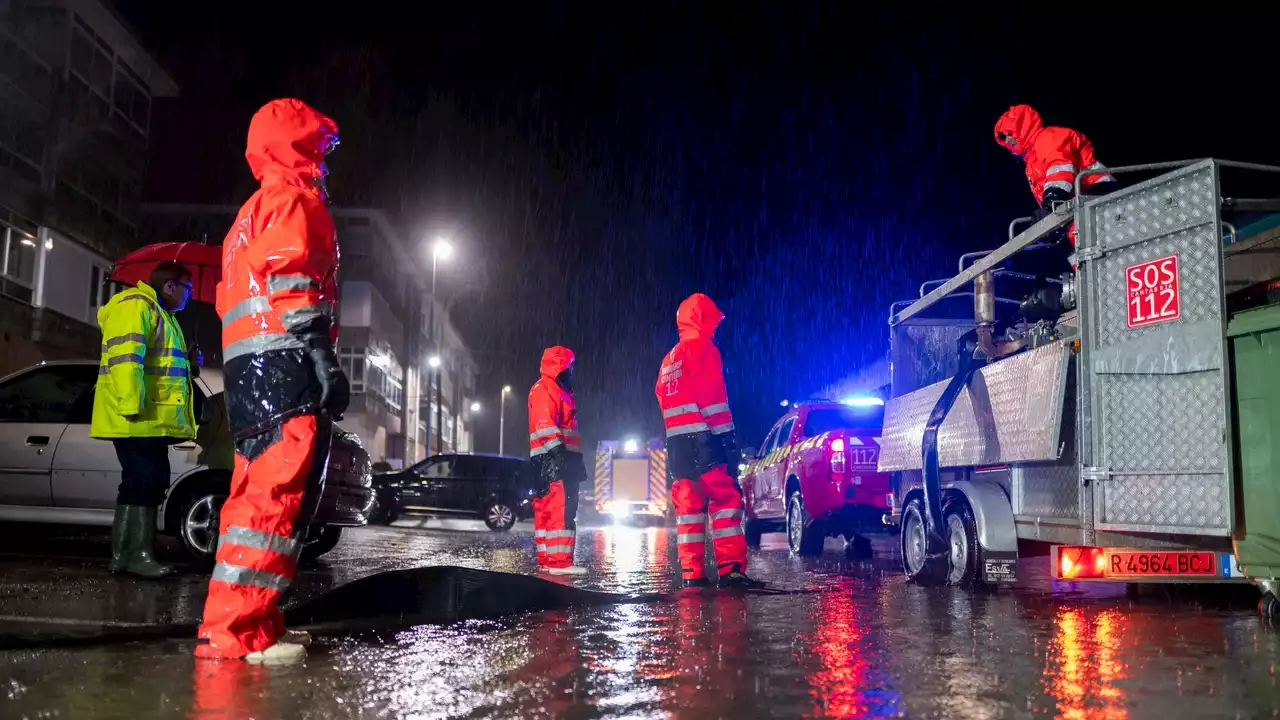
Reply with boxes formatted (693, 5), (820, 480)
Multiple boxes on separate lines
(0, 566), (666, 650)
(920, 335), (987, 558)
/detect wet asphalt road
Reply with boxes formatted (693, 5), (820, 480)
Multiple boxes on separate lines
(0, 519), (1277, 719)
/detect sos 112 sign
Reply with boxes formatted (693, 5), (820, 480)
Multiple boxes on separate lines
(1126, 254), (1181, 328)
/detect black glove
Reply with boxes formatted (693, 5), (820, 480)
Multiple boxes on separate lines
(1040, 186), (1071, 212)
(719, 431), (741, 480)
(297, 317), (349, 420)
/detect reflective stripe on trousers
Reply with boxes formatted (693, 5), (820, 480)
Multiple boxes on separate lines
(532, 479), (578, 568)
(196, 414), (331, 659)
(670, 466), (748, 579)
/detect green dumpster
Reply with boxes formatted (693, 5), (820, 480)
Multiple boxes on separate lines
(1229, 301), (1280, 580)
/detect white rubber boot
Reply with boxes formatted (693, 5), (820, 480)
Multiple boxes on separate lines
(546, 566), (588, 576)
(243, 642), (307, 665)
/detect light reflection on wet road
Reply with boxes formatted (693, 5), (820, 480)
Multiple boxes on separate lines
(0, 520), (1276, 719)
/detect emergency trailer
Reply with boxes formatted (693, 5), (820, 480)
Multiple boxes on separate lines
(880, 158), (1280, 616)
(594, 438), (671, 524)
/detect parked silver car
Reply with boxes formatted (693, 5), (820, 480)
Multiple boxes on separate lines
(0, 360), (373, 563)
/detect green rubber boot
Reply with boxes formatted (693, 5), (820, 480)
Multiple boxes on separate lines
(108, 505), (130, 573)
(118, 505), (175, 579)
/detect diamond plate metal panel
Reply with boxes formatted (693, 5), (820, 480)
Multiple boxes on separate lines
(1012, 359), (1079, 519)
(1013, 463), (1079, 519)
(878, 340), (1071, 472)
(1077, 161), (1234, 536)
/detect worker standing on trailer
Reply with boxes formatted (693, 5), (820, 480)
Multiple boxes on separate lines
(994, 104), (1116, 246)
(656, 293), (758, 589)
(528, 346), (589, 575)
(196, 98), (347, 664)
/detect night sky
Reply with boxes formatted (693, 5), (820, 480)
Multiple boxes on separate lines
(114, 1), (1280, 454)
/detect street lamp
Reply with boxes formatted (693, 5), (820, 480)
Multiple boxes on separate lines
(499, 385), (512, 455)
(428, 355), (441, 369)
(470, 401), (481, 413)
(428, 238), (451, 454)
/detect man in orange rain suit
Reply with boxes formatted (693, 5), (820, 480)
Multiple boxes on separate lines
(528, 346), (589, 576)
(994, 104), (1116, 248)
(656, 293), (759, 589)
(196, 98), (348, 664)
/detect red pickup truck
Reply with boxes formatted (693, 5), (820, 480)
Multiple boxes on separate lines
(740, 400), (895, 556)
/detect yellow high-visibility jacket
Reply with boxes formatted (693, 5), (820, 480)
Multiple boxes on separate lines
(90, 282), (196, 440)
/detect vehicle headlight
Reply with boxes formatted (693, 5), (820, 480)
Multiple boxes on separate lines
(606, 501), (632, 517)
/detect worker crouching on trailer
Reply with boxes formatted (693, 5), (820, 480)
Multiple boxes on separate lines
(528, 346), (589, 576)
(994, 104), (1116, 248)
(656, 293), (759, 589)
(196, 98), (348, 665)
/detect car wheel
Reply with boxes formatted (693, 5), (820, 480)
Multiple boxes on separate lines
(786, 490), (823, 556)
(179, 489), (226, 564)
(299, 525), (343, 564)
(900, 496), (947, 585)
(484, 501), (517, 532)
(744, 516), (764, 549)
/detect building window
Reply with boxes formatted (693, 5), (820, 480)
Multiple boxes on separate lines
(339, 347), (366, 393)
(111, 63), (149, 135)
(1, 224), (37, 303)
(88, 265), (126, 310)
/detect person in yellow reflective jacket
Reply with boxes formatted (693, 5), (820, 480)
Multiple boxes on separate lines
(90, 261), (199, 578)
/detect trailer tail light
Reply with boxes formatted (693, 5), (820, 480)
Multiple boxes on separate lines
(1055, 546), (1107, 580)
(830, 437), (846, 475)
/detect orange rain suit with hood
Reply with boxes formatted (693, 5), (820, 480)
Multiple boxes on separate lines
(196, 98), (348, 659)
(656, 294), (749, 584)
(528, 346), (587, 569)
(994, 104), (1115, 246)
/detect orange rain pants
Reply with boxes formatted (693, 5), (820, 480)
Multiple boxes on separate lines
(533, 479), (577, 568)
(672, 465), (747, 581)
(196, 414), (331, 658)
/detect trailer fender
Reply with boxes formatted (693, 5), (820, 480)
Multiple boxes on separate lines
(948, 479), (1018, 554)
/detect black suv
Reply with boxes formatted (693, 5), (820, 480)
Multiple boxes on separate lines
(371, 454), (534, 531)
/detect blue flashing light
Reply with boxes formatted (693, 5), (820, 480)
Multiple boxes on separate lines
(841, 395), (885, 408)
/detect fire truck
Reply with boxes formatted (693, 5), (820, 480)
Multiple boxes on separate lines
(593, 438), (670, 525)
(880, 158), (1280, 617)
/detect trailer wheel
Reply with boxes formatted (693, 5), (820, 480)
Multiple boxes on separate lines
(901, 497), (947, 585)
(1260, 592), (1280, 622)
(943, 499), (983, 587)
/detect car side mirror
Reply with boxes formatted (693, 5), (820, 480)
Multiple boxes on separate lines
(743, 447), (757, 460)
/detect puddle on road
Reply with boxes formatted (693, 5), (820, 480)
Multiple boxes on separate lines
(1, 527), (1278, 718)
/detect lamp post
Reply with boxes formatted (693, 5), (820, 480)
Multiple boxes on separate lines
(428, 354), (441, 453)
(429, 239), (453, 453)
(499, 385), (512, 455)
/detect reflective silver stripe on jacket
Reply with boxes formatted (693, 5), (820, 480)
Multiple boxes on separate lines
(676, 513), (707, 525)
(677, 532), (706, 544)
(222, 296), (271, 325)
(103, 333), (147, 350)
(662, 403), (700, 419)
(223, 332), (308, 363)
(710, 509), (742, 522)
(1045, 163), (1076, 176)
(1043, 180), (1073, 194)
(267, 274), (319, 294)
(701, 403), (730, 417)
(665, 421), (710, 437)
(711, 525), (744, 539)
(710, 422), (735, 435)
